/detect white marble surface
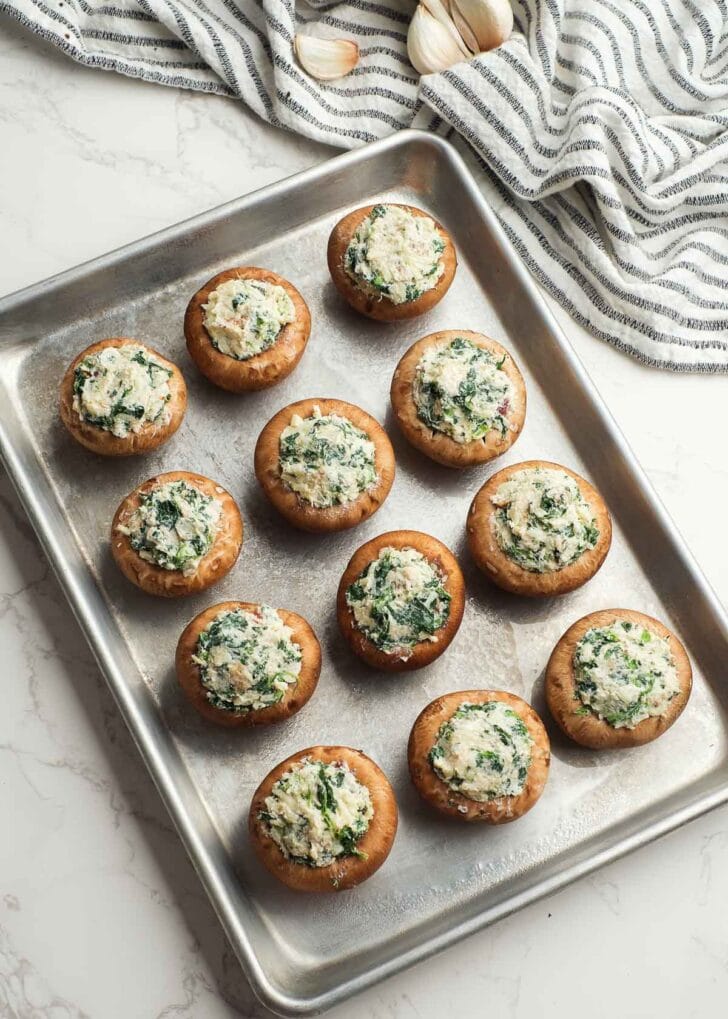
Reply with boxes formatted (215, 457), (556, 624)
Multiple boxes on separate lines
(1, 16), (728, 1018)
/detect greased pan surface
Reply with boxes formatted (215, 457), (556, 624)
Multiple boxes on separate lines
(1, 132), (727, 1016)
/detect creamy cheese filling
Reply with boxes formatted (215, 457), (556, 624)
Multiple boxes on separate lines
(118, 479), (221, 575)
(345, 204), (445, 305)
(72, 344), (172, 438)
(413, 337), (514, 444)
(278, 405), (377, 508)
(429, 701), (534, 802)
(258, 758), (373, 867)
(574, 620), (680, 728)
(202, 278), (295, 360)
(345, 546), (451, 658)
(491, 467), (599, 574)
(192, 605), (301, 713)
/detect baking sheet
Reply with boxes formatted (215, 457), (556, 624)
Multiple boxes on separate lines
(1, 131), (727, 1016)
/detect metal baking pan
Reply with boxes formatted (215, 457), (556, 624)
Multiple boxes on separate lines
(1, 130), (727, 1016)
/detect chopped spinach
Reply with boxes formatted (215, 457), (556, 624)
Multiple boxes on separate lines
(413, 336), (512, 445)
(429, 701), (534, 802)
(258, 759), (372, 867)
(278, 409), (377, 509)
(195, 605), (301, 714)
(345, 547), (450, 654)
(126, 480), (218, 574)
(73, 344), (171, 437)
(573, 622), (679, 728)
(203, 278), (294, 360)
(492, 467), (599, 574)
(343, 204), (445, 305)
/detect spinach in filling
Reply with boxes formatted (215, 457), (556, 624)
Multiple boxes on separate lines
(193, 605), (301, 713)
(344, 204), (445, 305)
(345, 546), (451, 657)
(258, 758), (373, 867)
(278, 406), (377, 508)
(491, 467), (599, 574)
(574, 620), (680, 728)
(120, 479), (221, 575)
(429, 701), (534, 801)
(202, 278), (295, 360)
(413, 336), (513, 444)
(72, 344), (172, 438)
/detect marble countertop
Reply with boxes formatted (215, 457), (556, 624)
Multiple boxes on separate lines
(2, 17), (728, 1019)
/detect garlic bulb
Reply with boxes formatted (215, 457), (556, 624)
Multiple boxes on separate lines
(407, 4), (470, 75)
(449, 0), (513, 54)
(407, 0), (513, 76)
(294, 34), (359, 81)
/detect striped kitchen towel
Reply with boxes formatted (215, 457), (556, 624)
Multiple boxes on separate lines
(4, 0), (728, 371)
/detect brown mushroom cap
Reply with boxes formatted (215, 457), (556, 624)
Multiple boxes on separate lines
(175, 601), (321, 726)
(336, 529), (465, 671)
(408, 690), (551, 823)
(467, 459), (612, 596)
(254, 397), (396, 533)
(59, 337), (187, 456)
(249, 745), (398, 892)
(110, 470), (243, 597)
(327, 203), (457, 321)
(390, 329), (526, 468)
(545, 608), (692, 749)
(184, 266), (311, 392)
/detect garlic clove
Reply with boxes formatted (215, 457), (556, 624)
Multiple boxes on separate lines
(294, 34), (359, 81)
(421, 0), (473, 58)
(450, 0), (513, 53)
(407, 5), (470, 75)
(448, 1), (480, 53)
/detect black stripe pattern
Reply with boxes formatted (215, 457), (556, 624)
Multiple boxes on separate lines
(4, 0), (728, 370)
